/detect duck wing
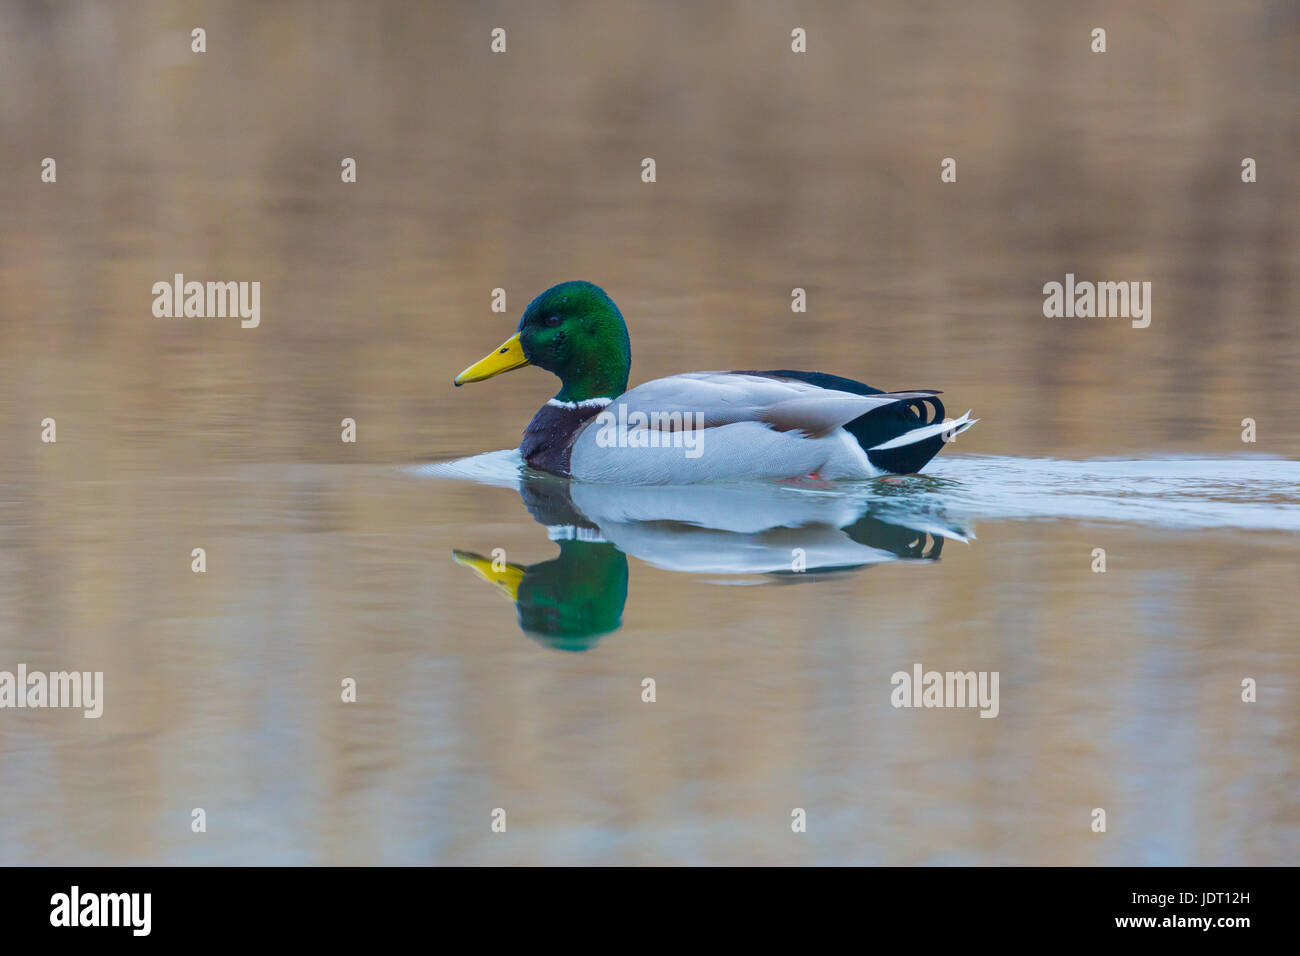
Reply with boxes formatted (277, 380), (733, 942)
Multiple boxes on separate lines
(610, 371), (932, 437)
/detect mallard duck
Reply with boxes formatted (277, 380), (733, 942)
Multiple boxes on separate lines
(453, 281), (975, 482)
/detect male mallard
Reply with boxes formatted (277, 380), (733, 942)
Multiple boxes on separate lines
(453, 281), (975, 483)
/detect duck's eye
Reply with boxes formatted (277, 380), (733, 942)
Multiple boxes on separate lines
(546, 314), (561, 327)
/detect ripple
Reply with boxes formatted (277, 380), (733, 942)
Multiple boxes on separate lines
(422, 451), (1300, 531)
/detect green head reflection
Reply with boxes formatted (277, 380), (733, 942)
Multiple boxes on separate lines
(452, 537), (627, 652)
(453, 472), (968, 652)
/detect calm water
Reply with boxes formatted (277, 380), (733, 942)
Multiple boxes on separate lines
(1, 1), (1298, 864)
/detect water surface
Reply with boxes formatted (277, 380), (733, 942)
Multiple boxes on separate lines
(1, 0), (1297, 865)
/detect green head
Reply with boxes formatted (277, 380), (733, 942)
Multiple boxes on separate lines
(453, 281), (631, 402)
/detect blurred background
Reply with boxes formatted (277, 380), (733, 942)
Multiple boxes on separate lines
(0, 0), (1296, 864)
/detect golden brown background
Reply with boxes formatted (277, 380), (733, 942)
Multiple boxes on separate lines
(0, 1), (1296, 864)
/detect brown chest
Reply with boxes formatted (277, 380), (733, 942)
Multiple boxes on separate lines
(520, 400), (610, 476)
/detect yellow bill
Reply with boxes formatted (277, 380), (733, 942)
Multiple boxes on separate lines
(453, 332), (529, 386)
(452, 549), (527, 601)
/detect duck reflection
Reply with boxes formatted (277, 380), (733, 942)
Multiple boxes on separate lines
(453, 475), (970, 651)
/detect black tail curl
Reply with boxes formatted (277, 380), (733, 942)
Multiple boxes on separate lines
(741, 369), (949, 474)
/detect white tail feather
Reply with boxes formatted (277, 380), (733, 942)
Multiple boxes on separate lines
(869, 410), (977, 451)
